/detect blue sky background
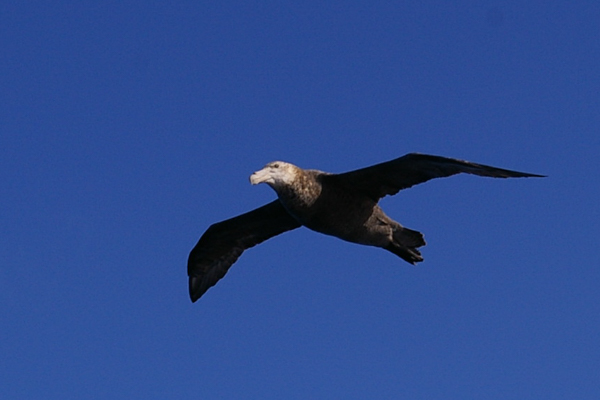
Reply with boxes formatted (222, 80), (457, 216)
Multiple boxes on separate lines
(1, 1), (599, 398)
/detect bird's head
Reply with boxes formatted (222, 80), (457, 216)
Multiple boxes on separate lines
(250, 161), (298, 189)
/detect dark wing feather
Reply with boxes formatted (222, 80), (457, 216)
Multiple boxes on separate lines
(188, 200), (301, 302)
(331, 153), (544, 200)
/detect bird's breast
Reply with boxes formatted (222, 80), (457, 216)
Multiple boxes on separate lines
(294, 190), (379, 239)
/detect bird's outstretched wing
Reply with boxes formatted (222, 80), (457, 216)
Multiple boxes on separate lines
(188, 200), (301, 302)
(330, 153), (544, 200)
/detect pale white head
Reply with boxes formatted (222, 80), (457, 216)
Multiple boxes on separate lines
(249, 161), (298, 189)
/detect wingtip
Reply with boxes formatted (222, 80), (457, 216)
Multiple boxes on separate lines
(188, 276), (203, 303)
(517, 171), (546, 178)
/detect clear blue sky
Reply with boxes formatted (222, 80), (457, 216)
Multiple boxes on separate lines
(2, 1), (598, 398)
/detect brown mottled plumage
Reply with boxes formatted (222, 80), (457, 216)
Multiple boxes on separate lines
(188, 153), (544, 302)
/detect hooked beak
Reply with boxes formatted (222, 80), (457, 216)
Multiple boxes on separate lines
(249, 167), (271, 185)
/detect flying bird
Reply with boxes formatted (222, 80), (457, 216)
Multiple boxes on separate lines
(188, 153), (543, 302)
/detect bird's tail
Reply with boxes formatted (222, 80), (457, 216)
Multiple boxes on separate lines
(385, 226), (426, 265)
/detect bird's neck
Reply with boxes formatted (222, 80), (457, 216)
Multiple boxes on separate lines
(275, 171), (321, 210)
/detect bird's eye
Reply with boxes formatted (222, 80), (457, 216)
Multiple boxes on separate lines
(272, 163), (280, 168)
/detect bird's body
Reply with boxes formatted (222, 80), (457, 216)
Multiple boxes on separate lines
(272, 169), (420, 255)
(188, 153), (543, 302)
